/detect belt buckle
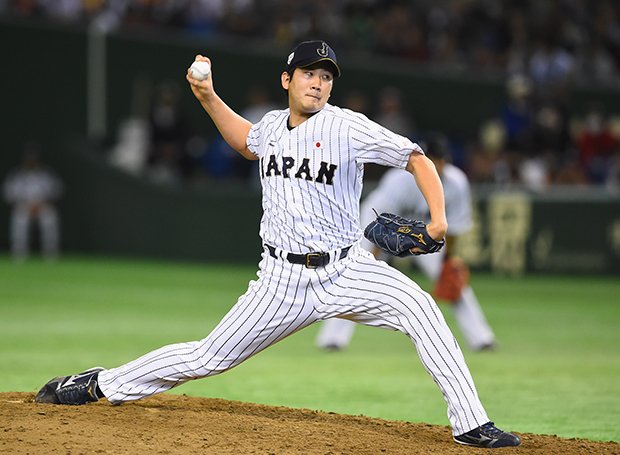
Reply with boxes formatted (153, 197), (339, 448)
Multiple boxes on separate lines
(306, 253), (322, 269)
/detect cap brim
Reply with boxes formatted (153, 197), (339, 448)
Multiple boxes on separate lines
(298, 58), (341, 77)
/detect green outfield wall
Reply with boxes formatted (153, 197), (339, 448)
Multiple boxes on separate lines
(460, 190), (620, 275)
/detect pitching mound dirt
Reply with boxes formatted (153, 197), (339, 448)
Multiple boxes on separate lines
(1, 392), (617, 454)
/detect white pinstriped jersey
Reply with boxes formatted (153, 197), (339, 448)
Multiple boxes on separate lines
(247, 104), (423, 253)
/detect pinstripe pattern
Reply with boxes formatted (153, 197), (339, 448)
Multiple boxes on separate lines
(98, 246), (488, 435)
(247, 104), (416, 253)
(97, 102), (490, 437)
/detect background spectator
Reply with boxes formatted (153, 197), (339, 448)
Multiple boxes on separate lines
(373, 86), (416, 137)
(146, 81), (192, 185)
(576, 103), (620, 184)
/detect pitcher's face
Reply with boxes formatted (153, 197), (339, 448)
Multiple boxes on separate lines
(282, 66), (334, 116)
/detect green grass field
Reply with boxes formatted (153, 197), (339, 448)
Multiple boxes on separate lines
(1, 255), (618, 442)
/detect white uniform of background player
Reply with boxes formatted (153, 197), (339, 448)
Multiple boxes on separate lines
(36, 41), (521, 446)
(316, 136), (496, 352)
(3, 147), (62, 261)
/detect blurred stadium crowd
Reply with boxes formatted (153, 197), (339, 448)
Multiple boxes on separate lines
(4, 0), (620, 83)
(3, 0), (620, 190)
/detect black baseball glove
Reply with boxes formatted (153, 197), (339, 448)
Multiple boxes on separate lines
(364, 212), (445, 257)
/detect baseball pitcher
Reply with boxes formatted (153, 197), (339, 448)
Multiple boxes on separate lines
(35, 41), (519, 449)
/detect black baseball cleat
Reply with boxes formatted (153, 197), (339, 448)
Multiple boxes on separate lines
(35, 367), (105, 405)
(454, 421), (521, 448)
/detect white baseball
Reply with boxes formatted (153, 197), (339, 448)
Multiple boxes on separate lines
(190, 61), (211, 80)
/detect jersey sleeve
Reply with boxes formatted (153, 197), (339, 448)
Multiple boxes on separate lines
(348, 112), (421, 168)
(246, 121), (264, 159)
(247, 110), (283, 158)
(2, 173), (17, 203)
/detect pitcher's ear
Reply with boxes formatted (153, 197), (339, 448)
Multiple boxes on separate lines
(281, 71), (291, 89)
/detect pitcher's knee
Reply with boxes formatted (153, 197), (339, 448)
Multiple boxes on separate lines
(198, 352), (246, 376)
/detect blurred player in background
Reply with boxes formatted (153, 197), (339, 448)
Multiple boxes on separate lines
(3, 143), (63, 261)
(316, 133), (496, 352)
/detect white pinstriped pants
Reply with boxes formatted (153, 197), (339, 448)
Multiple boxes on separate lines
(98, 243), (489, 435)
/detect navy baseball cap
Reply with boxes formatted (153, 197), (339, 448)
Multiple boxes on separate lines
(286, 40), (341, 78)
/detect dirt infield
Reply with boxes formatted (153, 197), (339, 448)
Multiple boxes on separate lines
(1, 393), (618, 454)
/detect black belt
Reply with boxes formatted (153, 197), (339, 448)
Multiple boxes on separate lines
(265, 244), (351, 269)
